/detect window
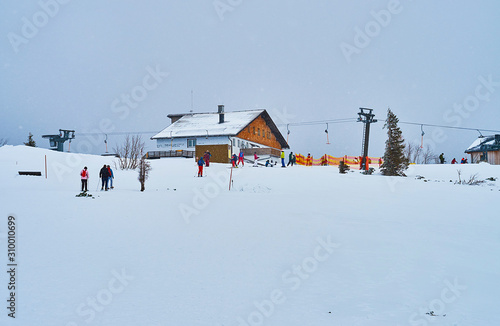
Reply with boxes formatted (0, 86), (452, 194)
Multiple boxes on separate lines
(248, 126), (251, 133)
(253, 127), (255, 135)
(258, 128), (260, 136)
(187, 139), (196, 148)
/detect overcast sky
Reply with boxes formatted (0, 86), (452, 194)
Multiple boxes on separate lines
(1, 0), (500, 160)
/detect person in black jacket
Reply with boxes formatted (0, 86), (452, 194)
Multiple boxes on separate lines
(99, 164), (110, 191)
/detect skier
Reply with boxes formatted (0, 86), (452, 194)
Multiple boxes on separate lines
(99, 164), (110, 191)
(107, 165), (114, 189)
(80, 166), (89, 192)
(460, 158), (465, 164)
(451, 158), (457, 164)
(231, 154), (238, 168)
(321, 154), (328, 166)
(439, 153), (445, 164)
(197, 156), (205, 177)
(238, 150), (244, 167)
(281, 151), (286, 167)
(287, 151), (294, 166)
(306, 153), (312, 166)
(253, 152), (259, 167)
(204, 151), (211, 167)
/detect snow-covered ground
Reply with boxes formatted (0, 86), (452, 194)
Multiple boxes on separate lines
(0, 145), (499, 326)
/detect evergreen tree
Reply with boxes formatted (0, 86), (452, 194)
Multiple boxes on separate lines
(380, 109), (409, 176)
(338, 160), (350, 174)
(24, 132), (36, 147)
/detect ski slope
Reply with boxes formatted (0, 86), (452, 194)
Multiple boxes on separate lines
(0, 145), (499, 326)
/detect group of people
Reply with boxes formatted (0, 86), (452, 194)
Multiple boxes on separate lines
(450, 157), (468, 164)
(230, 150), (258, 167)
(79, 165), (115, 192)
(231, 151), (245, 168)
(196, 150), (300, 174)
(196, 151), (212, 177)
(441, 153), (470, 165)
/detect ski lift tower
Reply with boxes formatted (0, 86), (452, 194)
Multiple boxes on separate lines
(42, 129), (75, 152)
(357, 108), (377, 171)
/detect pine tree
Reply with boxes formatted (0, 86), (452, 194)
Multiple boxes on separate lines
(380, 109), (409, 176)
(338, 160), (350, 174)
(24, 132), (36, 147)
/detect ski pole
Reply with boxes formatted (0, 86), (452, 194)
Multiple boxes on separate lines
(229, 164), (233, 190)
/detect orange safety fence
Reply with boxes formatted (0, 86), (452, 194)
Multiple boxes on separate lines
(296, 154), (383, 169)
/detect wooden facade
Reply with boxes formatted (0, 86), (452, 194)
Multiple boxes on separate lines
(195, 144), (230, 164)
(470, 151), (500, 165)
(236, 115), (282, 150)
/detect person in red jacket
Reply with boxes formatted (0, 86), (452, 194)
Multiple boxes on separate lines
(238, 150), (244, 167)
(253, 152), (259, 167)
(306, 153), (312, 166)
(204, 151), (211, 167)
(80, 167), (89, 192)
(197, 157), (205, 177)
(107, 165), (114, 189)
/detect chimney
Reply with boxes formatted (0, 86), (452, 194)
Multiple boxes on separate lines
(218, 105), (224, 123)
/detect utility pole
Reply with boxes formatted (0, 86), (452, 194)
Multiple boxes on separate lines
(357, 108), (377, 171)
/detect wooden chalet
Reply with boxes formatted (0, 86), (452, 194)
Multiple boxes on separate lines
(150, 105), (289, 163)
(465, 134), (500, 164)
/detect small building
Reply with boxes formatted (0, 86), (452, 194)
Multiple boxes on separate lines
(465, 135), (500, 164)
(150, 105), (289, 163)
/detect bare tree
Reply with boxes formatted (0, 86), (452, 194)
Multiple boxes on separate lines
(421, 144), (438, 164)
(405, 141), (438, 164)
(137, 150), (152, 191)
(0, 138), (7, 146)
(404, 141), (423, 164)
(114, 135), (145, 170)
(413, 144), (423, 164)
(404, 141), (414, 163)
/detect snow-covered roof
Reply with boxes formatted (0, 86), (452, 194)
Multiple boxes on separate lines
(465, 135), (500, 153)
(152, 110), (264, 139)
